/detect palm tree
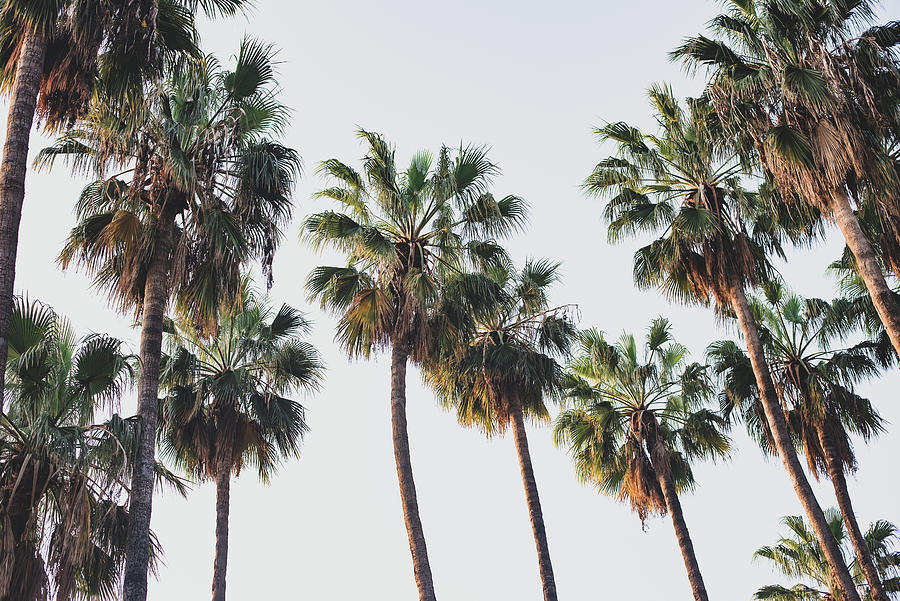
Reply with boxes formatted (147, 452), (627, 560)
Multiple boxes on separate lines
(38, 39), (299, 601)
(0, 0), (244, 416)
(754, 511), (900, 601)
(423, 259), (577, 601)
(585, 84), (861, 600)
(305, 130), (526, 601)
(554, 319), (728, 601)
(0, 297), (180, 601)
(674, 0), (900, 358)
(708, 282), (890, 601)
(158, 288), (322, 601)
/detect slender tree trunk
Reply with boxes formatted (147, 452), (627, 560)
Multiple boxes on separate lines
(211, 446), (233, 601)
(508, 393), (558, 601)
(728, 280), (861, 601)
(0, 29), (47, 413)
(655, 464), (709, 601)
(819, 426), (887, 601)
(123, 215), (174, 601)
(390, 338), (437, 601)
(829, 186), (900, 359)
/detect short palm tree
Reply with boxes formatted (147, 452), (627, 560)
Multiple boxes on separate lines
(423, 259), (577, 601)
(754, 511), (900, 601)
(585, 84), (860, 600)
(0, 0), (244, 420)
(554, 319), (728, 601)
(708, 282), (889, 600)
(674, 0), (900, 359)
(158, 288), (322, 601)
(305, 130), (526, 601)
(0, 297), (176, 601)
(39, 39), (299, 601)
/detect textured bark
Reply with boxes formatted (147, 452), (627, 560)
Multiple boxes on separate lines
(0, 29), (47, 413)
(819, 427), (888, 601)
(728, 281), (861, 601)
(830, 187), (900, 359)
(508, 394), (558, 601)
(211, 447), (232, 601)
(654, 459), (709, 601)
(390, 339), (437, 601)
(122, 215), (174, 601)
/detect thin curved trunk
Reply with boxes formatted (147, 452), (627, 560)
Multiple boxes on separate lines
(0, 29), (47, 413)
(819, 426), (887, 601)
(123, 215), (174, 601)
(390, 338), (437, 601)
(508, 393), (558, 601)
(830, 187), (900, 359)
(728, 280), (861, 601)
(211, 447), (232, 601)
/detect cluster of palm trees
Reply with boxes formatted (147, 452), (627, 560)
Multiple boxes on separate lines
(0, 0), (898, 600)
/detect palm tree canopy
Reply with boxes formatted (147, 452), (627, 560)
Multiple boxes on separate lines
(305, 129), (528, 360)
(0, 0), (248, 127)
(754, 510), (900, 601)
(554, 318), (729, 521)
(708, 280), (885, 473)
(586, 84), (800, 311)
(423, 258), (578, 436)
(0, 297), (176, 601)
(42, 38), (300, 331)
(158, 287), (324, 483)
(674, 0), (900, 210)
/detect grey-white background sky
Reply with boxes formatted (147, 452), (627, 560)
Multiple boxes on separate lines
(7, 0), (900, 599)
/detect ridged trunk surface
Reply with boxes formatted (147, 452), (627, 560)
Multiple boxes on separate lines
(0, 29), (46, 413)
(728, 280), (861, 601)
(122, 215), (174, 601)
(390, 339), (437, 601)
(819, 427), (887, 601)
(829, 187), (900, 359)
(211, 447), (232, 601)
(509, 394), (558, 601)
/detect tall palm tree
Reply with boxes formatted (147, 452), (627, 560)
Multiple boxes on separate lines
(585, 84), (861, 600)
(38, 39), (299, 601)
(708, 282), (889, 601)
(0, 0), (243, 415)
(305, 130), (526, 601)
(674, 0), (900, 358)
(0, 297), (180, 601)
(554, 319), (728, 601)
(423, 259), (577, 601)
(158, 289), (322, 601)
(754, 511), (900, 601)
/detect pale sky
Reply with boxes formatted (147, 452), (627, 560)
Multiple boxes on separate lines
(8, 0), (900, 599)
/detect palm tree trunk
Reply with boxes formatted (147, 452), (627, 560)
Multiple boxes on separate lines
(728, 280), (862, 601)
(650, 443), (709, 601)
(0, 29), (47, 413)
(390, 337), (437, 601)
(508, 393), (558, 601)
(829, 186), (900, 359)
(211, 447), (232, 601)
(818, 426), (887, 601)
(123, 215), (174, 601)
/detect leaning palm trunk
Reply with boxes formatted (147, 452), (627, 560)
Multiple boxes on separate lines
(830, 187), (900, 359)
(123, 215), (174, 601)
(0, 29), (47, 413)
(212, 444), (232, 601)
(819, 426), (888, 601)
(728, 279), (861, 601)
(390, 337), (437, 601)
(650, 439), (709, 601)
(509, 393), (558, 601)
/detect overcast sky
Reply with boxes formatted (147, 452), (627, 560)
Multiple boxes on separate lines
(8, 0), (900, 599)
